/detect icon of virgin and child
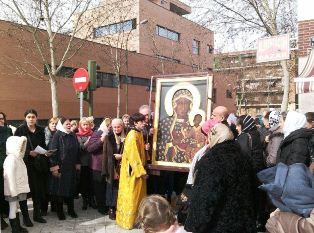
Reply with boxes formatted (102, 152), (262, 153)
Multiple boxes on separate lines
(156, 82), (207, 164)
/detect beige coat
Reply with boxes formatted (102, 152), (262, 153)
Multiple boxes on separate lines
(266, 209), (314, 233)
(3, 136), (30, 197)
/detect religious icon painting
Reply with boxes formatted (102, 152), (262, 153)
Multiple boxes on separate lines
(152, 73), (213, 168)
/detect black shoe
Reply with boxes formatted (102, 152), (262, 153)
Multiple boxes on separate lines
(108, 209), (116, 220)
(33, 216), (47, 223)
(41, 210), (48, 216)
(82, 199), (88, 210)
(22, 215), (33, 227)
(68, 210), (78, 218)
(57, 211), (66, 220)
(1, 216), (9, 230)
(16, 213), (28, 233)
(89, 197), (97, 209)
(9, 218), (21, 233)
(19, 200), (33, 227)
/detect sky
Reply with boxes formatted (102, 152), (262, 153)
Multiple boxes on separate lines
(180, 0), (312, 53)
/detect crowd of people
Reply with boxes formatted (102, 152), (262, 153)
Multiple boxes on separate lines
(0, 105), (314, 233)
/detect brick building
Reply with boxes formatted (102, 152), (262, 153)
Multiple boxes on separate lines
(214, 50), (297, 116)
(0, 20), (228, 121)
(74, 0), (214, 71)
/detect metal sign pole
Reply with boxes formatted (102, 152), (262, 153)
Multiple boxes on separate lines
(80, 91), (83, 119)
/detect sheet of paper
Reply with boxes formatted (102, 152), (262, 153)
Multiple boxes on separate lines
(34, 145), (47, 154)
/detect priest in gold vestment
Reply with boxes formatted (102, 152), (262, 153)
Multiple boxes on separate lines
(116, 113), (148, 229)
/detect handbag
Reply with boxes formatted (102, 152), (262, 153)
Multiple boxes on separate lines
(176, 184), (193, 224)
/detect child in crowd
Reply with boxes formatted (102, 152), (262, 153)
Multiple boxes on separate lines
(138, 195), (189, 233)
(3, 136), (29, 232)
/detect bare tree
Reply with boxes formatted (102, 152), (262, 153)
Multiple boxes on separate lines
(186, 0), (297, 111)
(0, 0), (101, 117)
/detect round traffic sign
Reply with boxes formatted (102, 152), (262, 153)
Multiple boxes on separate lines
(73, 68), (90, 92)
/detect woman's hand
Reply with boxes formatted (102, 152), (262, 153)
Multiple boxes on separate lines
(114, 154), (122, 160)
(29, 150), (38, 157)
(75, 164), (81, 170)
(144, 143), (150, 151)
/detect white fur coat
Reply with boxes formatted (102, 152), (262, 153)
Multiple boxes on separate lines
(3, 136), (30, 197)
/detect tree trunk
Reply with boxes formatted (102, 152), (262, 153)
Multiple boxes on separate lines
(280, 60), (290, 112)
(50, 77), (59, 117)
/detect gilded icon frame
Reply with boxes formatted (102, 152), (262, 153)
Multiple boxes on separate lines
(152, 73), (213, 168)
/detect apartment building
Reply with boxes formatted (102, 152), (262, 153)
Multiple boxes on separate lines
(75, 0), (214, 71)
(214, 50), (297, 116)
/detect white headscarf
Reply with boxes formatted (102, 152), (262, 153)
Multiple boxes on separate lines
(283, 111), (307, 138)
(56, 120), (69, 134)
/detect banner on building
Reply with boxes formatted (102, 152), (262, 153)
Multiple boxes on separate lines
(256, 34), (290, 63)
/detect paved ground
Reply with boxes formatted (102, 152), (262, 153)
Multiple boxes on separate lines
(1, 199), (142, 233)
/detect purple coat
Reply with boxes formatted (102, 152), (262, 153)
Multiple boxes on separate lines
(86, 130), (104, 171)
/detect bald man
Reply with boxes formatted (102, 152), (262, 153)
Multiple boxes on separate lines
(211, 106), (238, 138)
(211, 106), (229, 122)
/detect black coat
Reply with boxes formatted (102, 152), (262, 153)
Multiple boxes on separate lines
(14, 124), (48, 200)
(185, 141), (257, 233)
(237, 129), (265, 173)
(49, 130), (80, 197)
(276, 128), (313, 166)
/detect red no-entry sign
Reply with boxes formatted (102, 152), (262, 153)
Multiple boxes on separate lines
(73, 68), (90, 92)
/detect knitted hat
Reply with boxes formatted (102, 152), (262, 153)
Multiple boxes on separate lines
(201, 119), (220, 136)
(269, 111), (281, 128)
(241, 115), (256, 133)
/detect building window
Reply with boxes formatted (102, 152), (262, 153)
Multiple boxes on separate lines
(94, 19), (136, 37)
(206, 44), (213, 54)
(226, 90), (232, 98)
(311, 36), (314, 47)
(156, 25), (179, 41)
(156, 55), (180, 63)
(192, 39), (200, 55)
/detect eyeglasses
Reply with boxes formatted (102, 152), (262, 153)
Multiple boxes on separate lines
(0, 118), (4, 120)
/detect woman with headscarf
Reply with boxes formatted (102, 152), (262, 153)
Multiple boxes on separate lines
(265, 111), (284, 167)
(49, 117), (80, 220)
(177, 119), (219, 224)
(236, 114), (266, 231)
(184, 123), (256, 233)
(236, 115), (265, 173)
(102, 118), (126, 220)
(276, 111), (313, 166)
(76, 117), (95, 210)
(86, 119), (110, 215)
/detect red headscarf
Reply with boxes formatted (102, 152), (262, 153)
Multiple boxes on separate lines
(76, 117), (93, 137)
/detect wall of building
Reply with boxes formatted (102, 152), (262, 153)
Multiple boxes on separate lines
(214, 50), (297, 116)
(297, 17), (314, 113)
(0, 20), (227, 121)
(75, 0), (213, 70)
(139, 0), (213, 69)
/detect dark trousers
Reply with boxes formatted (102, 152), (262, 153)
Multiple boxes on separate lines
(92, 171), (107, 210)
(80, 166), (92, 200)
